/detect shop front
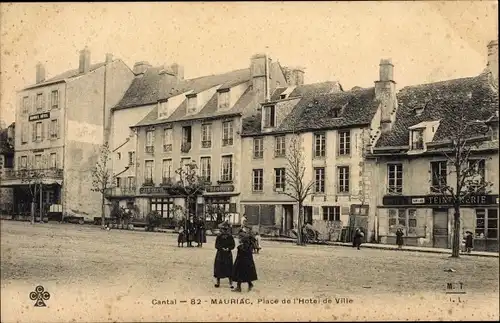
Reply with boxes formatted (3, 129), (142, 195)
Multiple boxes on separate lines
(137, 185), (185, 227)
(202, 184), (239, 229)
(378, 194), (499, 251)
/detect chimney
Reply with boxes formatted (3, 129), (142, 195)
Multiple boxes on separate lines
(133, 61), (152, 76)
(374, 58), (397, 132)
(487, 40), (498, 84)
(36, 62), (46, 84)
(250, 53), (269, 103)
(79, 46), (91, 74)
(159, 65), (179, 88)
(105, 53), (113, 64)
(170, 63), (184, 81)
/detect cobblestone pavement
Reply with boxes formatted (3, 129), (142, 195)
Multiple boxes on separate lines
(1, 221), (499, 322)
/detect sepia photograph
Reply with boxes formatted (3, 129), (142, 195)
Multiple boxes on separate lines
(0, 1), (498, 322)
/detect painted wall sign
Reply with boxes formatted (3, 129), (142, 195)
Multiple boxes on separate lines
(139, 186), (171, 195)
(383, 194), (499, 207)
(205, 185), (235, 193)
(29, 112), (50, 121)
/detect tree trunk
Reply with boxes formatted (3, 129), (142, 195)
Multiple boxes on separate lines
(31, 201), (36, 225)
(451, 207), (461, 258)
(297, 203), (303, 245)
(101, 194), (106, 229)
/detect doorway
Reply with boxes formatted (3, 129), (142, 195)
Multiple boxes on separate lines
(282, 204), (294, 235)
(433, 208), (449, 248)
(303, 206), (313, 225)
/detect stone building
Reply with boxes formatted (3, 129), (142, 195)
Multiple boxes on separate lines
(366, 40), (499, 251)
(0, 48), (134, 220)
(122, 54), (301, 226)
(0, 122), (15, 214)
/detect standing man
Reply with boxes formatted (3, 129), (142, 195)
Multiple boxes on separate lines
(396, 228), (404, 250)
(195, 216), (206, 248)
(213, 223), (235, 289)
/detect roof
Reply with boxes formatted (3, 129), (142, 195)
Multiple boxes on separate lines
(132, 68), (255, 127)
(242, 85), (378, 136)
(22, 62), (108, 90)
(115, 67), (165, 109)
(269, 81), (342, 101)
(376, 72), (499, 148)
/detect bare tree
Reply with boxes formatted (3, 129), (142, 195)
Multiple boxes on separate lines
(20, 168), (45, 224)
(173, 161), (206, 229)
(91, 143), (115, 229)
(279, 133), (315, 245)
(432, 98), (494, 258)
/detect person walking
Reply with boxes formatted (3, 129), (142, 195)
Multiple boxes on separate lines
(195, 217), (206, 248)
(186, 215), (195, 247)
(396, 228), (404, 249)
(232, 232), (258, 292)
(214, 223), (236, 289)
(465, 231), (474, 253)
(352, 227), (364, 250)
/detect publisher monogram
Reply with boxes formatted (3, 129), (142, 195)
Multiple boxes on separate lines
(29, 285), (51, 307)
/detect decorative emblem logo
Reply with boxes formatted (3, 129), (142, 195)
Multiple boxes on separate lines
(29, 285), (50, 307)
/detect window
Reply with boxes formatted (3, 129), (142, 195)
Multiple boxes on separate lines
(36, 93), (44, 111)
(253, 137), (264, 159)
(338, 130), (351, 155)
(252, 169), (264, 192)
(116, 177), (121, 188)
(162, 159), (173, 183)
(144, 160), (154, 184)
(222, 121), (233, 146)
(187, 96), (197, 114)
(475, 209), (498, 239)
(51, 90), (59, 109)
(274, 168), (285, 191)
(274, 135), (286, 157)
(314, 133), (326, 158)
(430, 161), (447, 192)
(20, 156), (27, 169)
(387, 164), (403, 194)
(314, 167), (325, 193)
(389, 209), (417, 234)
(128, 151), (135, 166)
(21, 123), (28, 143)
(337, 166), (350, 193)
(200, 157), (211, 183)
(34, 154), (42, 169)
(201, 124), (212, 148)
(263, 105), (276, 128)
(117, 152), (121, 160)
(221, 155), (233, 181)
(410, 129), (424, 150)
(49, 153), (57, 169)
(126, 177), (136, 189)
(280, 94), (287, 100)
(322, 206), (340, 221)
(181, 126), (192, 153)
(22, 96), (30, 114)
(50, 119), (58, 138)
(180, 157), (191, 170)
(146, 130), (154, 153)
(490, 125), (499, 141)
(468, 159), (486, 190)
(150, 198), (174, 218)
(33, 122), (43, 142)
(163, 128), (172, 152)
(218, 91), (230, 110)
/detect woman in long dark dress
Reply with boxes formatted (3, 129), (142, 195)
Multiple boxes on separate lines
(396, 228), (404, 249)
(195, 217), (206, 248)
(352, 228), (364, 250)
(232, 234), (258, 292)
(214, 225), (235, 288)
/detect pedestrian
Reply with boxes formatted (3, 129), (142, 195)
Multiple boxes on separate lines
(186, 215), (195, 247)
(465, 231), (473, 253)
(232, 232), (258, 292)
(214, 223), (236, 289)
(195, 217), (206, 248)
(396, 228), (404, 249)
(352, 227), (364, 250)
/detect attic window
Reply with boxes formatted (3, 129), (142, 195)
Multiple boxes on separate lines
(218, 90), (230, 110)
(331, 109), (340, 118)
(410, 129), (424, 150)
(263, 105), (276, 128)
(187, 95), (197, 114)
(280, 94), (287, 100)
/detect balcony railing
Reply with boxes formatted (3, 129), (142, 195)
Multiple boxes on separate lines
(145, 146), (154, 154)
(2, 168), (63, 181)
(161, 177), (175, 186)
(181, 142), (192, 153)
(143, 178), (154, 186)
(201, 140), (212, 148)
(163, 144), (172, 152)
(222, 138), (233, 146)
(104, 187), (137, 197)
(387, 186), (403, 195)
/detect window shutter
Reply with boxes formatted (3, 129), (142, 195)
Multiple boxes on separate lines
(42, 154), (47, 169)
(43, 93), (47, 110)
(17, 156), (21, 169)
(313, 206), (320, 219)
(229, 203), (237, 213)
(32, 124), (36, 141)
(41, 122), (45, 141)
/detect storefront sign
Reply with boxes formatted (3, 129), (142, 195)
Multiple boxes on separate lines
(383, 194), (499, 207)
(139, 186), (170, 195)
(29, 112), (50, 121)
(205, 185), (235, 193)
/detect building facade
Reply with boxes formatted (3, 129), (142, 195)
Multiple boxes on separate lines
(0, 48), (134, 220)
(0, 123), (15, 214)
(366, 40), (499, 251)
(240, 59), (399, 239)
(120, 54), (297, 226)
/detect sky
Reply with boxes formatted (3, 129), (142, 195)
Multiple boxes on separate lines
(0, 1), (498, 126)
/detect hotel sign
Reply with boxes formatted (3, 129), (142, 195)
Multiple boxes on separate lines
(205, 185), (235, 193)
(383, 194), (499, 207)
(139, 186), (171, 195)
(29, 112), (50, 121)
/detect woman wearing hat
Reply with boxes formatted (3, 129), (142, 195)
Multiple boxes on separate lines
(232, 232), (258, 292)
(213, 223), (236, 288)
(465, 231), (474, 253)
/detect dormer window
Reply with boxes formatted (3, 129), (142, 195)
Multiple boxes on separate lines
(218, 89), (230, 110)
(263, 105), (276, 128)
(187, 94), (197, 114)
(280, 94), (287, 100)
(490, 125), (499, 141)
(410, 129), (424, 150)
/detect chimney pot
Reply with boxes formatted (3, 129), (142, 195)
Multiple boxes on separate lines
(379, 58), (394, 82)
(36, 62), (46, 84)
(79, 46), (91, 74)
(487, 40), (498, 83)
(133, 61), (152, 75)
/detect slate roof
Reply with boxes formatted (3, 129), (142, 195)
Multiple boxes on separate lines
(115, 67), (166, 109)
(242, 85), (378, 136)
(376, 72), (499, 148)
(22, 62), (108, 90)
(269, 81), (342, 101)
